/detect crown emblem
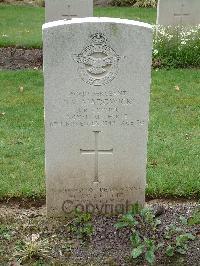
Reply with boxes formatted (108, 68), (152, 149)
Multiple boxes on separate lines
(90, 33), (107, 45)
(73, 33), (120, 86)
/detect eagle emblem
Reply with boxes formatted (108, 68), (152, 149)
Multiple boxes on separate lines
(73, 33), (120, 86)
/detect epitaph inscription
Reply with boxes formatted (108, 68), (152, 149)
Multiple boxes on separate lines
(73, 33), (120, 86)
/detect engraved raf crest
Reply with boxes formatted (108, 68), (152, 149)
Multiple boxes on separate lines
(73, 33), (120, 86)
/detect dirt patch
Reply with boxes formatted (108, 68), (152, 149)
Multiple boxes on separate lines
(0, 47), (163, 70)
(0, 200), (199, 265)
(0, 197), (46, 208)
(0, 47), (43, 70)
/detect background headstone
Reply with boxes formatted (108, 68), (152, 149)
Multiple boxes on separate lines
(157, 0), (200, 26)
(43, 17), (152, 216)
(45, 0), (93, 22)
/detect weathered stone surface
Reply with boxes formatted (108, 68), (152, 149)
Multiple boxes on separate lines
(45, 0), (93, 22)
(157, 0), (200, 26)
(43, 18), (152, 216)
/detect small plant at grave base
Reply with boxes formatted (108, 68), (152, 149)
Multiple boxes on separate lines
(164, 224), (195, 257)
(0, 224), (12, 241)
(68, 209), (93, 241)
(13, 234), (50, 264)
(188, 206), (200, 226)
(115, 203), (195, 265)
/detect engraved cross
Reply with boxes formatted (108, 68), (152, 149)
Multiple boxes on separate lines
(174, 3), (190, 24)
(62, 4), (77, 20)
(80, 131), (113, 183)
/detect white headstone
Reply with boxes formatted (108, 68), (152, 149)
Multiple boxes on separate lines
(43, 18), (152, 216)
(157, 0), (200, 26)
(45, 0), (93, 22)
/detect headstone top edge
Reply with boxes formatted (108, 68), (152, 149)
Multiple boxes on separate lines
(42, 17), (152, 31)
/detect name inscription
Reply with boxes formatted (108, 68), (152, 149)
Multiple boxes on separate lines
(49, 89), (145, 128)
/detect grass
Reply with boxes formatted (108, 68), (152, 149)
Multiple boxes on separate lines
(147, 69), (200, 198)
(0, 4), (156, 48)
(0, 5), (44, 48)
(0, 70), (45, 198)
(95, 7), (156, 24)
(0, 69), (199, 199)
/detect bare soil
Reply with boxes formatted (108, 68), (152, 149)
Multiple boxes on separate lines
(0, 47), (43, 70)
(0, 199), (199, 265)
(0, 47), (163, 70)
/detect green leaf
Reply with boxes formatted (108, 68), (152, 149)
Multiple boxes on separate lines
(184, 233), (195, 241)
(176, 247), (187, 255)
(131, 245), (144, 259)
(176, 233), (195, 246)
(175, 227), (183, 233)
(188, 210), (200, 225)
(176, 235), (184, 246)
(141, 208), (155, 224)
(144, 238), (155, 250)
(155, 219), (162, 227)
(115, 212), (139, 229)
(75, 207), (82, 214)
(131, 202), (142, 216)
(123, 213), (135, 222)
(166, 245), (175, 257)
(145, 249), (155, 265)
(123, 213), (139, 226)
(157, 243), (164, 250)
(3, 233), (11, 240)
(114, 221), (129, 229)
(179, 216), (188, 225)
(130, 232), (141, 247)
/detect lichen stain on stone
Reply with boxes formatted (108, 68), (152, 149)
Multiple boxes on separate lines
(110, 23), (119, 36)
